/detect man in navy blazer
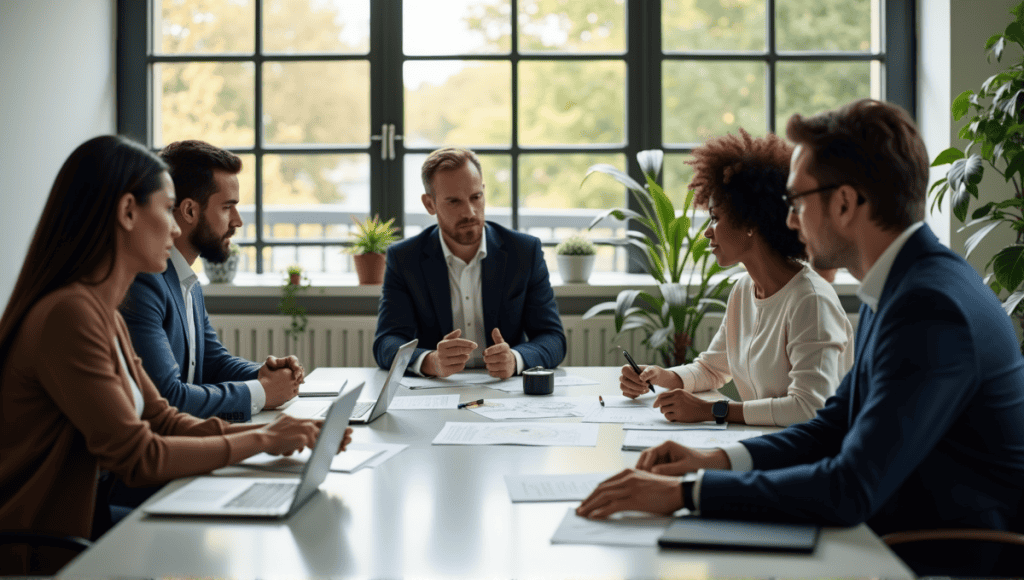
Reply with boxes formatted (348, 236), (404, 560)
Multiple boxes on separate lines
(122, 140), (303, 422)
(578, 100), (1024, 571)
(374, 147), (565, 377)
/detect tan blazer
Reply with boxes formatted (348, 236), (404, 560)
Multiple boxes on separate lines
(0, 283), (260, 538)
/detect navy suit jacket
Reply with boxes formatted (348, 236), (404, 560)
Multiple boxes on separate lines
(121, 260), (260, 422)
(373, 222), (566, 371)
(700, 225), (1024, 535)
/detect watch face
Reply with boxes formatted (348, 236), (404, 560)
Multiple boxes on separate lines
(712, 400), (728, 418)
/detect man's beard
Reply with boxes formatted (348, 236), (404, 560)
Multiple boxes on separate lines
(191, 215), (233, 263)
(442, 218), (482, 246)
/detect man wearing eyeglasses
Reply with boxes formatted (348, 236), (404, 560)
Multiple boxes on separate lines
(577, 99), (1024, 576)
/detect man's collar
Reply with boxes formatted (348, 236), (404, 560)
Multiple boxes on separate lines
(169, 247), (199, 287)
(438, 224), (488, 266)
(856, 221), (925, 312)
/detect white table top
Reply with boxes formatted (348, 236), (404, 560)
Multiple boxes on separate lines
(59, 367), (914, 579)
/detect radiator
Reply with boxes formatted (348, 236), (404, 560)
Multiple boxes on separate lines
(208, 313), (737, 371)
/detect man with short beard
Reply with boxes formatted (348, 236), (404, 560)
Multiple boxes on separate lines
(122, 140), (303, 422)
(373, 147), (565, 379)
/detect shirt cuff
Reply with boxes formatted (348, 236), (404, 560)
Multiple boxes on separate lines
(512, 349), (525, 375)
(245, 379), (265, 414)
(411, 351), (431, 376)
(720, 443), (754, 471)
(693, 468), (704, 514)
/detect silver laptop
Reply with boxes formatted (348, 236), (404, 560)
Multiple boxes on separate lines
(142, 383), (363, 519)
(284, 339), (417, 424)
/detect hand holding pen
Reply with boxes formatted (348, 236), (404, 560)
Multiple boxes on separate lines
(619, 356), (686, 399)
(621, 349), (656, 398)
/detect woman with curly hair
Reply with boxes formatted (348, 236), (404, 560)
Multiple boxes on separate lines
(619, 129), (854, 427)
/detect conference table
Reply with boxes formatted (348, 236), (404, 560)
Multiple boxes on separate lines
(59, 367), (915, 579)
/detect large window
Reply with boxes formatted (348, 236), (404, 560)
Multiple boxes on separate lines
(119, 0), (913, 275)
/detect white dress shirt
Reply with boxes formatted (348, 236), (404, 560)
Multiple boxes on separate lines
(411, 230), (525, 376)
(114, 337), (145, 418)
(169, 248), (265, 414)
(702, 222), (925, 511)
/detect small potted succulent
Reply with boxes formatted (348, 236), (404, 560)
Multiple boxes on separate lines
(348, 214), (400, 285)
(202, 243), (241, 283)
(286, 264), (303, 286)
(556, 233), (597, 283)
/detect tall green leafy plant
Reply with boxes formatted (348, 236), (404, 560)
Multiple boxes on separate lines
(581, 150), (739, 366)
(929, 1), (1024, 336)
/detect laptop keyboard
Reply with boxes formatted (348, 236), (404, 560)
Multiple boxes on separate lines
(323, 400), (373, 419)
(225, 482), (297, 509)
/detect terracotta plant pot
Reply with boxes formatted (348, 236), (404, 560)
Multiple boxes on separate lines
(289, 272), (301, 285)
(353, 252), (386, 285)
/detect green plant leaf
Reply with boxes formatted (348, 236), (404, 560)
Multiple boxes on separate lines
(948, 154), (985, 193)
(970, 202), (997, 220)
(582, 163), (646, 195)
(588, 207), (641, 229)
(951, 183), (970, 222)
(964, 220), (1003, 259)
(931, 147), (965, 166)
(952, 90), (974, 120)
(996, 88), (1024, 118)
(1006, 151), (1024, 183)
(636, 149), (664, 181)
(988, 34), (1007, 61)
(1005, 21), (1024, 47)
(993, 245), (1024, 291)
(1003, 290), (1024, 315)
(582, 301), (618, 319)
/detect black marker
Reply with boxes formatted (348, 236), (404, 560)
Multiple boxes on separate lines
(622, 349), (655, 393)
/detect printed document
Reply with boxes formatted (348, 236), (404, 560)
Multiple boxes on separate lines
(505, 473), (612, 502)
(389, 394), (460, 410)
(621, 429), (761, 451)
(467, 396), (597, 420)
(550, 508), (674, 546)
(431, 421), (599, 446)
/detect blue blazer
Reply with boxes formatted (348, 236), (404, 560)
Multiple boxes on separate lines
(121, 261), (260, 422)
(700, 225), (1024, 535)
(373, 222), (566, 372)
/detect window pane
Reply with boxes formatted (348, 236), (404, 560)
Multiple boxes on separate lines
(663, 153), (696, 212)
(662, 0), (765, 51)
(519, 61), (626, 146)
(262, 154), (369, 242)
(518, 0), (626, 53)
(776, 61), (871, 131)
(154, 62), (255, 148)
(663, 61), (765, 144)
(262, 61), (370, 146)
(267, 245), (348, 274)
(235, 154), (257, 244)
(521, 153), (627, 274)
(404, 61), (511, 147)
(776, 0), (875, 52)
(403, 154), (512, 236)
(156, 0), (254, 54)
(262, 0), (369, 54)
(404, 0), (511, 55)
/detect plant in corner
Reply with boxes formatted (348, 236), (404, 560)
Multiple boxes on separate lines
(929, 1), (1024, 351)
(581, 150), (740, 366)
(279, 265), (308, 344)
(348, 214), (400, 285)
(556, 233), (597, 283)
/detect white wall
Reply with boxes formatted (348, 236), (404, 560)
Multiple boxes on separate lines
(0, 0), (116, 307)
(919, 0), (1020, 276)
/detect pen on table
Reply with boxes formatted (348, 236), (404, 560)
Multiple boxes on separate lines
(622, 349), (656, 393)
(599, 395), (605, 407)
(458, 399), (484, 409)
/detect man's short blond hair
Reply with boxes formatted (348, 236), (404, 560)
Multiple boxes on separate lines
(421, 147), (482, 196)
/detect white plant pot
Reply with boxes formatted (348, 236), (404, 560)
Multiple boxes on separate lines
(557, 254), (596, 283)
(203, 254), (240, 283)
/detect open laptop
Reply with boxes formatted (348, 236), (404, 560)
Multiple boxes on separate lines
(284, 338), (418, 424)
(143, 383), (363, 519)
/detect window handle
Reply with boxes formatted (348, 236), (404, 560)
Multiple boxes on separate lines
(370, 123), (388, 160)
(387, 123), (402, 160)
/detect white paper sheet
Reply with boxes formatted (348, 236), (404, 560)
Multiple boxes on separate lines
(431, 421), (600, 446)
(550, 508), (674, 546)
(623, 419), (726, 431)
(298, 378), (347, 397)
(240, 448), (382, 473)
(388, 394), (460, 410)
(401, 371), (499, 389)
(581, 406), (665, 424)
(303, 367), (353, 382)
(504, 473), (612, 502)
(484, 375), (599, 394)
(621, 429), (761, 451)
(467, 396), (598, 420)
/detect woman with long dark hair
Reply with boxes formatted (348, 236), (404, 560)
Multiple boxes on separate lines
(0, 135), (348, 541)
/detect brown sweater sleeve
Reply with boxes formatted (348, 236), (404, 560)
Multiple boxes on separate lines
(33, 292), (267, 486)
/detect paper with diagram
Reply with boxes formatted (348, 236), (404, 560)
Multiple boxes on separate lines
(504, 473), (612, 502)
(467, 396), (597, 420)
(431, 421), (599, 446)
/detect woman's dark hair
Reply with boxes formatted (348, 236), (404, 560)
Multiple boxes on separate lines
(688, 128), (804, 261)
(0, 135), (167, 370)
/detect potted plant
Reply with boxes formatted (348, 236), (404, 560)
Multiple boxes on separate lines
(348, 214), (400, 285)
(202, 243), (241, 283)
(929, 1), (1024, 351)
(556, 233), (597, 283)
(280, 266), (308, 344)
(581, 149), (740, 366)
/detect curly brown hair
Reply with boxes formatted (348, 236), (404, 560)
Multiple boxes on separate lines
(687, 128), (804, 260)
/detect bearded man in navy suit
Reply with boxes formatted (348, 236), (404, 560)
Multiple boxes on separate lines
(578, 100), (1024, 575)
(374, 147), (565, 378)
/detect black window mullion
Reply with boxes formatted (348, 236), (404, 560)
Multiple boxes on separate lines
(253, 0), (264, 272)
(510, 0), (519, 232)
(767, 0), (777, 134)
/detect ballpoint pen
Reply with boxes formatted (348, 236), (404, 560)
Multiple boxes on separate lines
(622, 349), (656, 393)
(458, 399), (485, 409)
(599, 395), (605, 407)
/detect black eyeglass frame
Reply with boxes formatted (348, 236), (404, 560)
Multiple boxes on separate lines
(782, 184), (843, 211)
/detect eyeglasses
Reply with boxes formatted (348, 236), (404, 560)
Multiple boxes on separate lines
(782, 184), (842, 212)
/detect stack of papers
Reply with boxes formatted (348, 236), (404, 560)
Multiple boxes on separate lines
(550, 508), (674, 546)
